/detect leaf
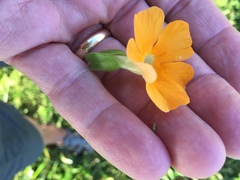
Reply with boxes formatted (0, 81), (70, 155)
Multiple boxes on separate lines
(100, 49), (126, 56)
(85, 52), (121, 72)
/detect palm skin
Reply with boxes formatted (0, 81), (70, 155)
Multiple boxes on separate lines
(1, 0), (240, 179)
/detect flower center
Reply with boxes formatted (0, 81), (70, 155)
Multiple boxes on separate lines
(144, 55), (155, 65)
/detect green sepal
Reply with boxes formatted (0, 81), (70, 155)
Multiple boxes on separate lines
(100, 49), (125, 56)
(85, 52), (121, 72)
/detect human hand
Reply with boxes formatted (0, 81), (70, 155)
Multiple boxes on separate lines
(1, 1), (240, 179)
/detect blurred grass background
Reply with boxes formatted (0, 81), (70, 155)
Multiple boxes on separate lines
(0, 0), (240, 179)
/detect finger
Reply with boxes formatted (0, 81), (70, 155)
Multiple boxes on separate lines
(147, 0), (240, 92)
(187, 71), (240, 159)
(8, 43), (170, 180)
(140, 105), (225, 179)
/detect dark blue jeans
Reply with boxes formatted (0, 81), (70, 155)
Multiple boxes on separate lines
(0, 101), (43, 180)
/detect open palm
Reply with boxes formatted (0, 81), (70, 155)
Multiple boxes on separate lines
(1, 0), (240, 179)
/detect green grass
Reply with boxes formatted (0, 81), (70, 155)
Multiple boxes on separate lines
(1, 1), (240, 179)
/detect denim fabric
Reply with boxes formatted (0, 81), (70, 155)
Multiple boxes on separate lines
(0, 62), (9, 68)
(0, 101), (43, 180)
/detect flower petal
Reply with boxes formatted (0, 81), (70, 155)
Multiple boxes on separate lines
(155, 62), (194, 87)
(152, 20), (194, 64)
(146, 62), (194, 112)
(146, 80), (190, 112)
(134, 62), (157, 83)
(126, 38), (144, 62)
(134, 7), (164, 54)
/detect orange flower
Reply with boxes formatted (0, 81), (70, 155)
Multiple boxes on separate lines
(126, 7), (194, 112)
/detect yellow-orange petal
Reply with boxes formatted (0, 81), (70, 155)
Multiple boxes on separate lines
(146, 80), (190, 112)
(126, 38), (144, 62)
(146, 62), (194, 112)
(134, 62), (157, 83)
(155, 62), (194, 87)
(152, 20), (194, 64)
(134, 7), (164, 54)
(154, 48), (194, 66)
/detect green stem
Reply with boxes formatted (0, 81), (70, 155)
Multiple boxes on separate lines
(116, 55), (142, 75)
